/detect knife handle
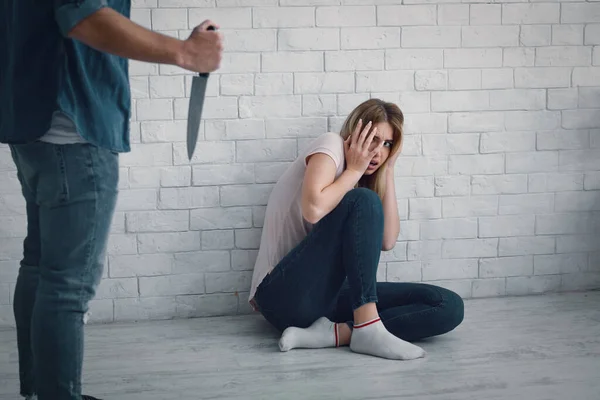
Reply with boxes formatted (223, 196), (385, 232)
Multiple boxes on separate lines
(199, 25), (217, 78)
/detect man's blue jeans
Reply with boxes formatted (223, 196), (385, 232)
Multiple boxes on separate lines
(9, 141), (118, 400)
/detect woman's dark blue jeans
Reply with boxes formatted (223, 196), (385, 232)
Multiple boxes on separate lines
(254, 188), (464, 342)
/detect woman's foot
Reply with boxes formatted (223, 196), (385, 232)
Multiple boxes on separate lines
(279, 317), (345, 351)
(350, 317), (426, 360)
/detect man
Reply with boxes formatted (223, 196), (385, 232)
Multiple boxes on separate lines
(0, 1), (223, 399)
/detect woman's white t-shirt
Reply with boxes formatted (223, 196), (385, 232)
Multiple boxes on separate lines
(248, 132), (346, 304)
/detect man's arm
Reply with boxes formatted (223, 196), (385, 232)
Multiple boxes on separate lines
(54, 2), (222, 73)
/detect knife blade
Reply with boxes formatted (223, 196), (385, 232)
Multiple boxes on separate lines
(186, 25), (216, 161)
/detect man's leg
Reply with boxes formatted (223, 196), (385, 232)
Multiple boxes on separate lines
(12, 142), (118, 399)
(10, 147), (42, 398)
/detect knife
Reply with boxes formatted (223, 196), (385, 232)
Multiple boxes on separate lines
(186, 25), (216, 161)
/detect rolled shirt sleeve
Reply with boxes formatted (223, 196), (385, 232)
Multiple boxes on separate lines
(54, 0), (108, 37)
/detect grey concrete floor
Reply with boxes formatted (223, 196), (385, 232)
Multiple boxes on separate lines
(1, 291), (599, 400)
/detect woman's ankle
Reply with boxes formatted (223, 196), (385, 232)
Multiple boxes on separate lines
(337, 322), (352, 346)
(353, 302), (379, 325)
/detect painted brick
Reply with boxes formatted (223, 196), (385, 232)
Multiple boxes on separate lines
(201, 231), (234, 251)
(443, 196), (499, 218)
(434, 176), (471, 197)
(236, 139), (297, 163)
(224, 29), (276, 52)
(462, 26), (519, 47)
(109, 254), (173, 278)
(442, 239), (498, 259)
(205, 271), (253, 294)
(529, 173), (584, 193)
(356, 71), (414, 92)
(173, 251), (231, 274)
(173, 142), (235, 166)
(499, 193), (554, 215)
(448, 112), (504, 133)
(387, 262), (422, 283)
(480, 256), (533, 278)
(189, 7), (251, 28)
(555, 191), (600, 212)
(220, 74), (254, 96)
(394, 177), (434, 198)
(295, 72), (355, 94)
(520, 25), (551, 47)
(220, 184), (273, 207)
(472, 278), (506, 298)
(470, 4), (501, 25)
(386, 49), (443, 70)
(190, 207), (253, 230)
(506, 151), (558, 173)
(432, 91), (489, 112)
(266, 117), (328, 138)
(506, 275), (561, 296)
(409, 198), (442, 220)
(402, 27), (461, 48)
(536, 46), (592, 67)
(504, 48), (535, 67)
(548, 88), (578, 110)
(515, 67), (571, 88)
(499, 237), (555, 257)
(326, 50), (384, 71)
(262, 52), (323, 72)
(421, 218), (477, 240)
(158, 187), (219, 210)
(235, 228), (262, 250)
(422, 259), (478, 281)
(342, 27), (400, 49)
(253, 7), (314, 28)
(449, 155), (504, 175)
(482, 69), (513, 90)
(116, 189), (157, 212)
(562, 110), (600, 130)
(395, 156), (448, 177)
(562, 3), (600, 24)
(557, 234), (599, 253)
(192, 164), (254, 186)
(140, 120), (187, 143)
(279, 29), (339, 51)
(378, 5), (436, 27)
(319, 6), (376, 27)
(416, 71), (448, 91)
(126, 210), (189, 233)
(231, 249), (259, 271)
(438, 4), (469, 26)
(255, 162), (292, 183)
(239, 96), (302, 118)
(534, 253), (588, 276)
(479, 215), (535, 238)
(471, 174), (528, 195)
(503, 4), (560, 24)
(444, 48), (502, 68)
(553, 24), (584, 45)
(448, 69), (481, 90)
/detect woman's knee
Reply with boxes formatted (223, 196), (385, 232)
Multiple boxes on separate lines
(438, 288), (464, 333)
(344, 188), (383, 215)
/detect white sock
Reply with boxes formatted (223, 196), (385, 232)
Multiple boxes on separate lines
(350, 317), (426, 360)
(279, 317), (340, 352)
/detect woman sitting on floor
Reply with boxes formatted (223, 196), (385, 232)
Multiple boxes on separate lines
(248, 98), (464, 360)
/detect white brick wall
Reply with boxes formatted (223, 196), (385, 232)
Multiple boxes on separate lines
(1, 0), (599, 327)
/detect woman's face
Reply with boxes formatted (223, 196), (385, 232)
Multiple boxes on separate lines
(364, 121), (395, 176)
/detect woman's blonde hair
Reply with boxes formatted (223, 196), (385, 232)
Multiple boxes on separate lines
(339, 98), (404, 199)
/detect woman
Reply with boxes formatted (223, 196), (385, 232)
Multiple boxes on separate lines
(248, 99), (464, 360)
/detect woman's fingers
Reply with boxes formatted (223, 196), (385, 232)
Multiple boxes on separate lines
(357, 120), (372, 148)
(364, 126), (378, 153)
